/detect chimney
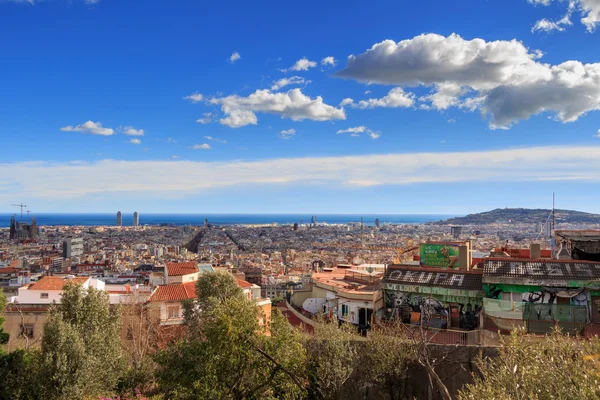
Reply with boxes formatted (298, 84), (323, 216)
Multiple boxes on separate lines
(530, 243), (541, 259)
(459, 245), (471, 271)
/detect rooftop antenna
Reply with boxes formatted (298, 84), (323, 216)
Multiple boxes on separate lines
(11, 203), (27, 221)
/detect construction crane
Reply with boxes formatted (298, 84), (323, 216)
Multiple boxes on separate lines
(11, 203), (27, 221)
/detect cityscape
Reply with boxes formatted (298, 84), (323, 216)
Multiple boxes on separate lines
(2, 0), (600, 399)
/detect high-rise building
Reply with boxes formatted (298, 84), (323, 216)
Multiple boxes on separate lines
(9, 215), (16, 239)
(63, 237), (84, 258)
(31, 217), (37, 238)
(133, 211), (139, 227)
(451, 226), (462, 239)
(375, 218), (380, 228)
(311, 216), (316, 226)
(116, 211), (122, 226)
(204, 218), (208, 227)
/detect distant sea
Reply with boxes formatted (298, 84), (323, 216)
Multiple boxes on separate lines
(0, 214), (456, 228)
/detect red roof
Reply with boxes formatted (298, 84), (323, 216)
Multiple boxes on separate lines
(148, 282), (197, 302)
(28, 276), (89, 291)
(237, 279), (253, 289)
(9, 260), (20, 268)
(0, 267), (19, 275)
(165, 262), (198, 276)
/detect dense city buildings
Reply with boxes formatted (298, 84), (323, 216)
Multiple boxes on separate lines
(3, 210), (600, 350)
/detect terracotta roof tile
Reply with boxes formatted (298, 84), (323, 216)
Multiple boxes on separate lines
(148, 282), (197, 302)
(165, 262), (198, 276)
(0, 267), (19, 274)
(28, 276), (89, 291)
(237, 279), (253, 289)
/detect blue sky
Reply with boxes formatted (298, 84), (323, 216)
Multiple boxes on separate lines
(1, 0), (600, 214)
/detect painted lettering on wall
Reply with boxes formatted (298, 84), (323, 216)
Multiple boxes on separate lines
(387, 270), (465, 287)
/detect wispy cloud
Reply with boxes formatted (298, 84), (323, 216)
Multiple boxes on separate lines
(122, 126), (144, 136)
(203, 136), (227, 144)
(321, 56), (336, 67)
(229, 51), (241, 63)
(271, 76), (308, 91)
(129, 138), (141, 145)
(337, 126), (381, 139)
(279, 128), (296, 139)
(60, 121), (114, 136)
(3, 146), (599, 200)
(196, 112), (213, 124)
(190, 143), (211, 150)
(281, 57), (317, 72)
(183, 92), (204, 103)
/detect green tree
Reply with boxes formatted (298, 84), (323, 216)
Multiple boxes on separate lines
(359, 322), (418, 400)
(0, 288), (9, 349)
(0, 349), (39, 400)
(39, 282), (125, 399)
(459, 328), (600, 400)
(155, 272), (307, 399)
(305, 319), (360, 400)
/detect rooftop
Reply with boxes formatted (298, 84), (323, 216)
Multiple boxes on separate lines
(383, 265), (483, 291)
(483, 258), (600, 281)
(165, 261), (198, 276)
(148, 282), (197, 302)
(27, 276), (89, 291)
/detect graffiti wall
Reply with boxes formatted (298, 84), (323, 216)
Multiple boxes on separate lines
(384, 291), (481, 329)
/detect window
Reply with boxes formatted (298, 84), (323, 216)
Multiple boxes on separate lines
(341, 304), (349, 318)
(40, 293), (49, 299)
(167, 305), (180, 319)
(20, 324), (34, 338)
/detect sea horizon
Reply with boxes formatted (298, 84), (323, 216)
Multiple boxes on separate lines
(0, 213), (458, 228)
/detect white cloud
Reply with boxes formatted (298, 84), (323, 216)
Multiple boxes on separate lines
(4, 146), (600, 200)
(364, 90), (371, 95)
(219, 110), (258, 128)
(196, 112), (213, 124)
(203, 136), (227, 144)
(209, 88), (346, 128)
(321, 56), (336, 67)
(282, 57), (317, 72)
(60, 120), (114, 136)
(122, 126), (145, 136)
(337, 125), (380, 139)
(532, 18), (566, 32)
(367, 131), (381, 139)
(337, 126), (366, 134)
(230, 51), (241, 63)
(448, 118), (456, 124)
(129, 138), (141, 145)
(596, 129), (600, 136)
(271, 76), (308, 90)
(339, 98), (354, 106)
(337, 33), (600, 128)
(354, 87), (415, 109)
(528, 0), (552, 5)
(183, 92), (204, 103)
(279, 128), (296, 139)
(527, 0), (599, 32)
(191, 143), (211, 150)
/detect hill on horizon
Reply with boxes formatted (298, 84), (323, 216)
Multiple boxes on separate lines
(435, 208), (600, 225)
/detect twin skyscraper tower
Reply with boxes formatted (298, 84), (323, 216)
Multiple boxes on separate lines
(116, 211), (139, 227)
